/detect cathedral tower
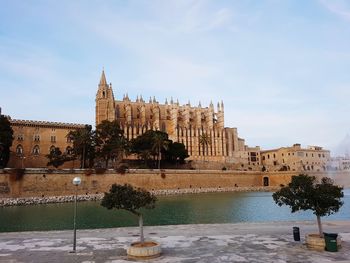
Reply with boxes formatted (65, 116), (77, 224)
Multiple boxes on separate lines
(95, 70), (116, 126)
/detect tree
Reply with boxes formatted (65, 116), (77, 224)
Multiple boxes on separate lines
(95, 120), (129, 168)
(152, 131), (169, 169)
(130, 130), (169, 168)
(46, 147), (72, 168)
(199, 133), (211, 161)
(273, 174), (344, 237)
(101, 184), (157, 244)
(130, 130), (154, 167)
(166, 141), (189, 164)
(67, 125), (95, 168)
(0, 115), (14, 168)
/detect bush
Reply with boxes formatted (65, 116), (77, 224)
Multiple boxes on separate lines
(116, 165), (128, 174)
(85, 169), (94, 176)
(95, 167), (106, 174)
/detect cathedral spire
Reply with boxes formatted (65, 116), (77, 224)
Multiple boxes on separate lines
(99, 70), (107, 86)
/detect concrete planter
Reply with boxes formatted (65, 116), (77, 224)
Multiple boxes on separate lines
(127, 241), (161, 258)
(305, 234), (342, 251)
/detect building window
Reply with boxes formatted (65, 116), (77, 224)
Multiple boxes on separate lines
(17, 134), (24, 141)
(50, 145), (56, 153)
(66, 146), (73, 155)
(16, 145), (23, 155)
(32, 145), (40, 155)
(66, 135), (73, 143)
(267, 154), (270, 159)
(161, 122), (166, 132)
(34, 135), (40, 142)
(52, 128), (56, 132)
(51, 136), (56, 143)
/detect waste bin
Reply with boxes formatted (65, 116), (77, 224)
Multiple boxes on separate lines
(324, 233), (338, 252)
(293, 227), (300, 241)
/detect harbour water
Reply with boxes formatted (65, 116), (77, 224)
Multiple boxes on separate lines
(1, 190), (349, 232)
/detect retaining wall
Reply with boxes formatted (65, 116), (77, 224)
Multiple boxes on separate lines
(0, 169), (348, 198)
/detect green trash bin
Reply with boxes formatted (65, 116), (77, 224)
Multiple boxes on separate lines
(324, 233), (338, 252)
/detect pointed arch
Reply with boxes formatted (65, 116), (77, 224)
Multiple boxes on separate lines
(32, 145), (40, 155)
(49, 145), (56, 153)
(16, 144), (23, 155)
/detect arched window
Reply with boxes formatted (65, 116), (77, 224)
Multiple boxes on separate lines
(16, 145), (23, 155)
(50, 145), (56, 153)
(66, 146), (73, 155)
(32, 145), (40, 155)
(263, 177), (269, 186)
(161, 122), (166, 132)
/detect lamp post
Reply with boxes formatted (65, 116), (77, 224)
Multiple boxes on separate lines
(71, 177), (81, 253)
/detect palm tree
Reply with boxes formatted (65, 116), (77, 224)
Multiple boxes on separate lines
(199, 133), (211, 162)
(67, 125), (95, 168)
(152, 131), (169, 170)
(95, 120), (129, 168)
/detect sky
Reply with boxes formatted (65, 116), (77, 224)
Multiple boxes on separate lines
(0, 0), (350, 154)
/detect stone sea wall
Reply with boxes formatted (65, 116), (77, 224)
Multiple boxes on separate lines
(0, 186), (280, 207)
(0, 169), (348, 205)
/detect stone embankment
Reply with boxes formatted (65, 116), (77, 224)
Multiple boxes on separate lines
(0, 186), (278, 207)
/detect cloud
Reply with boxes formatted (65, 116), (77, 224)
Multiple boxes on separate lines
(319, 0), (350, 22)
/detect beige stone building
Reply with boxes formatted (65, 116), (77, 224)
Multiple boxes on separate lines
(96, 70), (252, 165)
(260, 144), (330, 172)
(329, 156), (350, 171)
(8, 119), (85, 168)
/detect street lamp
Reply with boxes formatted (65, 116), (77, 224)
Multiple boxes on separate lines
(71, 176), (81, 253)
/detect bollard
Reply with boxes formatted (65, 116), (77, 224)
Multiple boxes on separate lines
(293, 227), (300, 241)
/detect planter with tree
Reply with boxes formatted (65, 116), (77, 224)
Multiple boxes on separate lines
(273, 174), (344, 250)
(101, 184), (160, 258)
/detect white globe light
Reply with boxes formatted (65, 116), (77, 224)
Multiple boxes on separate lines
(72, 177), (81, 186)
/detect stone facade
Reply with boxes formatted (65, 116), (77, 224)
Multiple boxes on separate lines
(96, 71), (252, 164)
(1, 168), (348, 199)
(329, 156), (350, 171)
(8, 119), (86, 168)
(260, 144), (330, 172)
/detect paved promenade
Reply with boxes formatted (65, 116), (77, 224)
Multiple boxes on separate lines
(0, 221), (349, 263)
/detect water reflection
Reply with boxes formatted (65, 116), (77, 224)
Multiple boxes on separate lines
(0, 190), (349, 232)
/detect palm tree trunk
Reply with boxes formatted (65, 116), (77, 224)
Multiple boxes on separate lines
(139, 214), (144, 244)
(316, 215), (323, 237)
(158, 146), (161, 170)
(82, 145), (86, 169)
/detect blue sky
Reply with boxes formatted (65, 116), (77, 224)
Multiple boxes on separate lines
(0, 0), (349, 154)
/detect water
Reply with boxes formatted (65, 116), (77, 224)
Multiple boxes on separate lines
(1, 190), (349, 232)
